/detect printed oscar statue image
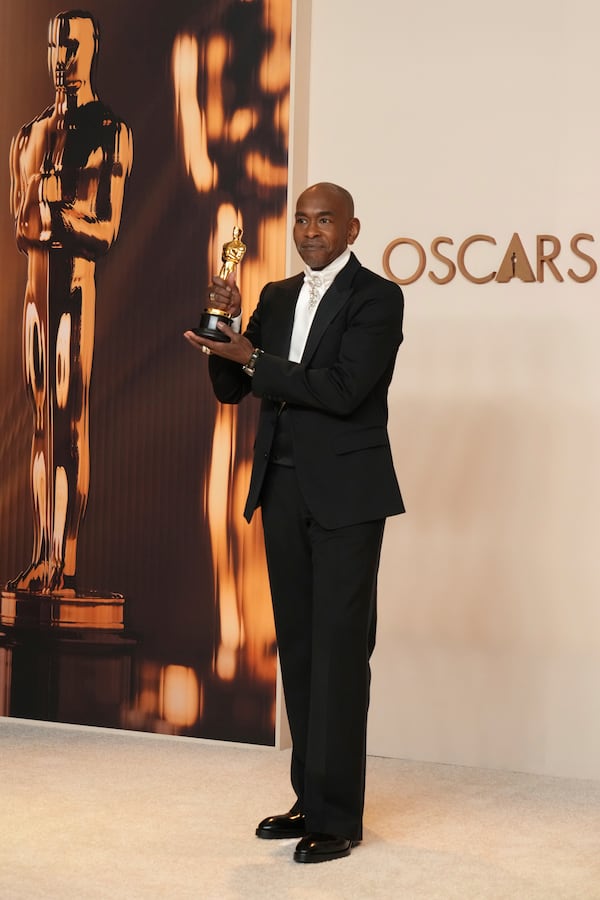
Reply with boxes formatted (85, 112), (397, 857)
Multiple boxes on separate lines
(1, 10), (133, 629)
(193, 226), (246, 341)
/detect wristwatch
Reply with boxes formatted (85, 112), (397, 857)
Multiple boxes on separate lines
(242, 347), (264, 377)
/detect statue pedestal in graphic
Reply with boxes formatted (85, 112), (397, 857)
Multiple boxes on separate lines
(0, 589), (125, 631)
(0, 626), (136, 725)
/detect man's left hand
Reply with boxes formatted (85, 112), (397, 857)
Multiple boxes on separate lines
(184, 324), (255, 366)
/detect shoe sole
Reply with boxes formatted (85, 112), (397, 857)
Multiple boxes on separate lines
(293, 841), (358, 863)
(256, 828), (306, 840)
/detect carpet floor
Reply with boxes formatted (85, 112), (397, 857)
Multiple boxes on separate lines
(1, 718), (599, 899)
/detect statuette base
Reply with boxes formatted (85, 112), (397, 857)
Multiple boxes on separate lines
(192, 311), (232, 342)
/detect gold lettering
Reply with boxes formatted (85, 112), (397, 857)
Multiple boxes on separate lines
(429, 237), (456, 284)
(568, 233), (597, 283)
(536, 234), (564, 283)
(383, 232), (596, 285)
(383, 238), (426, 285)
(457, 234), (496, 284)
(496, 233), (536, 283)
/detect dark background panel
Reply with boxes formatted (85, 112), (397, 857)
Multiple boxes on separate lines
(0, 0), (290, 743)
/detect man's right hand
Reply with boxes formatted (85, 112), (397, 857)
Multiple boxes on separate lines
(207, 272), (241, 317)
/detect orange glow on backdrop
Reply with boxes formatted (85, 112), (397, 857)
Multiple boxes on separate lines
(173, 0), (291, 692)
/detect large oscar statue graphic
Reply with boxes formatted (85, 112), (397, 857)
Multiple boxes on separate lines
(1, 10), (133, 630)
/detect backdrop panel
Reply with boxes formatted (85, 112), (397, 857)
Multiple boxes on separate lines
(0, 0), (291, 744)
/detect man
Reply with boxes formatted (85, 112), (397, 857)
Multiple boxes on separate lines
(8, 11), (132, 594)
(185, 182), (404, 863)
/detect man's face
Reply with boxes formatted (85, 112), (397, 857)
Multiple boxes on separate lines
(293, 185), (360, 270)
(48, 16), (96, 93)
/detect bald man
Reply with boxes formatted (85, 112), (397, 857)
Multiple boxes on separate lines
(186, 182), (404, 862)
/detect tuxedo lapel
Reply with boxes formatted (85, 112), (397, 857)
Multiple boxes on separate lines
(301, 254), (360, 364)
(270, 274), (303, 357)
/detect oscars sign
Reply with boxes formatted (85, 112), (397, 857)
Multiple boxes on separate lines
(383, 232), (597, 285)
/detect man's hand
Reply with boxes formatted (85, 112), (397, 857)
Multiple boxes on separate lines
(184, 271), (255, 364)
(184, 323), (255, 366)
(206, 272), (241, 317)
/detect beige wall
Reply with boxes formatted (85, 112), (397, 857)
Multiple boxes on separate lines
(290, 0), (600, 778)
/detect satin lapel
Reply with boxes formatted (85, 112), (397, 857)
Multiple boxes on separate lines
(301, 254), (360, 364)
(269, 274), (303, 357)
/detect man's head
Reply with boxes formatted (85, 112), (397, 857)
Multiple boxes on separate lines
(293, 182), (360, 271)
(48, 11), (99, 94)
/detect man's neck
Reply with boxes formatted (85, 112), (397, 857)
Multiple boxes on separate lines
(306, 248), (352, 277)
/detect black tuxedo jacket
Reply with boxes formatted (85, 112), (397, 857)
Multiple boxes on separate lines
(209, 253), (405, 529)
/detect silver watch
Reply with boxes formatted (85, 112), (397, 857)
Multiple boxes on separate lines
(242, 347), (264, 377)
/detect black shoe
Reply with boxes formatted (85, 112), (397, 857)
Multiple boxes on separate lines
(293, 832), (357, 863)
(256, 809), (306, 839)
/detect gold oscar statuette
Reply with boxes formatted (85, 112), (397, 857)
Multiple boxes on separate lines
(193, 225), (246, 342)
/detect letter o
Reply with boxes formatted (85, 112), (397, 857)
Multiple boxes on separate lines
(383, 238), (426, 285)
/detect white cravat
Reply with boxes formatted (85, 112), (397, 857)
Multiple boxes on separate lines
(288, 249), (351, 362)
(305, 271), (324, 312)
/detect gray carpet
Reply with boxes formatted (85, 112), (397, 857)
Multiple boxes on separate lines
(1, 717), (599, 898)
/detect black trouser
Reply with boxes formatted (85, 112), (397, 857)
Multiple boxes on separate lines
(260, 463), (384, 841)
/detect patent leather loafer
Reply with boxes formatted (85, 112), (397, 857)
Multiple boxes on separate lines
(256, 810), (306, 839)
(294, 832), (357, 863)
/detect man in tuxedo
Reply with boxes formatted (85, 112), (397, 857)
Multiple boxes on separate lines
(185, 182), (404, 863)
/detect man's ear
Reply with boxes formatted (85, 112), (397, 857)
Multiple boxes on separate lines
(347, 217), (361, 245)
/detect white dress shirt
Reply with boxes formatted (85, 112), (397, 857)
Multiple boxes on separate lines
(288, 248), (351, 363)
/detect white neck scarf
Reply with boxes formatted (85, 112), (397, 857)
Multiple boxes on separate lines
(288, 249), (352, 362)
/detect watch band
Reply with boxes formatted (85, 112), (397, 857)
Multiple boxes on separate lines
(242, 347), (264, 377)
